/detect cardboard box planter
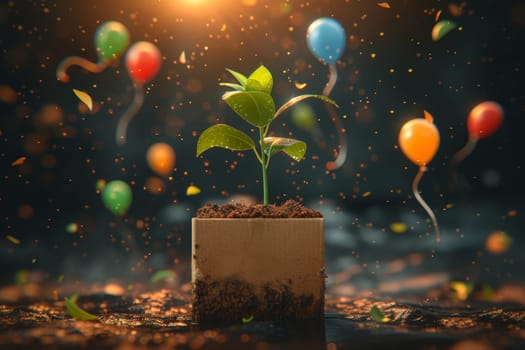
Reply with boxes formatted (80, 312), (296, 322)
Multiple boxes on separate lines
(192, 218), (325, 323)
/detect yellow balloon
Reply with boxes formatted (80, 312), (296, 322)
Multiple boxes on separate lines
(399, 111), (439, 167)
(147, 142), (175, 176)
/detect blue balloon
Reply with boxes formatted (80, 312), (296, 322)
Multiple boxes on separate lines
(307, 17), (346, 64)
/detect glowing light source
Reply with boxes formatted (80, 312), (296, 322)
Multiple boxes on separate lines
(179, 0), (209, 5)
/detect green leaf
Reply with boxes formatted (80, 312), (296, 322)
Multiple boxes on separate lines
(370, 305), (391, 323)
(225, 68), (248, 86)
(65, 294), (98, 321)
(264, 137), (306, 162)
(151, 269), (177, 283)
(274, 94), (339, 119)
(246, 65), (273, 93)
(220, 82), (245, 91)
(222, 91), (276, 127)
(242, 315), (254, 324)
(245, 78), (265, 92)
(197, 124), (256, 157)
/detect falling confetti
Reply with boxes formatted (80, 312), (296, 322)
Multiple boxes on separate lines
(294, 81), (307, 90)
(7, 235), (21, 245)
(389, 222), (407, 233)
(377, 2), (391, 9)
(435, 9), (443, 22)
(72, 89), (93, 111)
(11, 156), (27, 166)
(431, 20), (458, 42)
(179, 50), (187, 64)
(186, 185), (201, 196)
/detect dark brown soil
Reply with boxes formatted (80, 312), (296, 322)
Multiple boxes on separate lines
(195, 200), (323, 218)
(192, 277), (324, 323)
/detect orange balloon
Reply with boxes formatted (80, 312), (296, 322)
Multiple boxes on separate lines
(147, 142), (175, 176)
(399, 112), (440, 167)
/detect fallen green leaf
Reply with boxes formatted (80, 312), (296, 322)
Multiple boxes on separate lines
(242, 315), (254, 324)
(151, 269), (177, 283)
(370, 305), (391, 323)
(65, 294), (98, 321)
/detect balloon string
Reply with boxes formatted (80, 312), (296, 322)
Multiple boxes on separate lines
(322, 63), (348, 171)
(56, 56), (108, 83)
(412, 166), (441, 243)
(448, 136), (478, 195)
(322, 62), (338, 96)
(116, 83), (144, 146)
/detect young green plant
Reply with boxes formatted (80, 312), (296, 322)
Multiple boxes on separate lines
(196, 65), (338, 205)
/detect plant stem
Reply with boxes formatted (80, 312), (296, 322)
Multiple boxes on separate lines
(259, 127), (269, 206)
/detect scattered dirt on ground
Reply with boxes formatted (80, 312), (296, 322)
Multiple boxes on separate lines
(195, 200), (323, 218)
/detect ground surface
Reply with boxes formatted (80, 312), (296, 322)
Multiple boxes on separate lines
(0, 284), (523, 350)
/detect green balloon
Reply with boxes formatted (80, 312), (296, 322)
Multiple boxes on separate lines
(102, 180), (132, 216)
(94, 21), (130, 62)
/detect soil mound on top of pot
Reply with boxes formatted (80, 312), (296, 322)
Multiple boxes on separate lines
(195, 200), (322, 218)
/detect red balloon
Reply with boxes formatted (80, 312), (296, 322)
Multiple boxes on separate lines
(125, 41), (161, 83)
(467, 101), (504, 139)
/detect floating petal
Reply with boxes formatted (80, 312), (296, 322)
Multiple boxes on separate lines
(186, 185), (201, 196)
(11, 156), (27, 166)
(73, 89), (93, 111)
(7, 235), (20, 245)
(432, 20), (458, 42)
